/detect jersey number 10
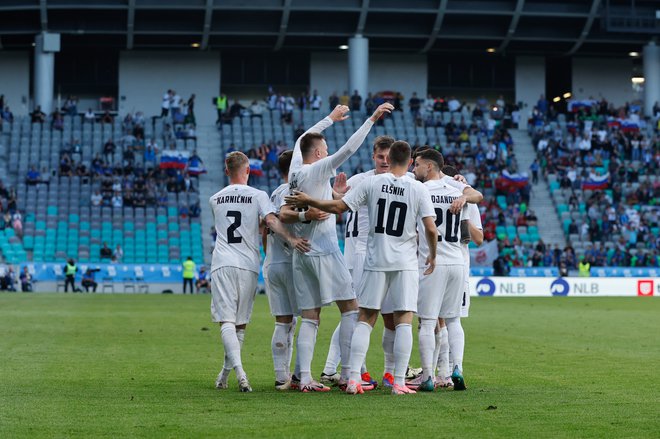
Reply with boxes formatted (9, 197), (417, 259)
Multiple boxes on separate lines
(375, 198), (407, 237)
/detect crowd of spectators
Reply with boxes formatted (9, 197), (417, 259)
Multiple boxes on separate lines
(529, 95), (660, 268)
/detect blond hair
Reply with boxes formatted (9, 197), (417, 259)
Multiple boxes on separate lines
(225, 151), (249, 175)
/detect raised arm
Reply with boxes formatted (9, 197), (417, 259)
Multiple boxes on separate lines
(291, 105), (350, 173)
(328, 103), (393, 170)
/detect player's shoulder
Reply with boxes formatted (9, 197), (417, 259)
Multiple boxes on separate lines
(347, 169), (375, 185)
(271, 183), (288, 198)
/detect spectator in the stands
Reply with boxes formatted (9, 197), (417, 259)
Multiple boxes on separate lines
(530, 159), (540, 184)
(409, 92), (421, 118)
(103, 139), (116, 163)
(82, 268), (100, 293)
(350, 90), (362, 112)
(84, 108), (96, 123)
(364, 92), (375, 115)
(310, 90), (322, 111)
(19, 266), (32, 292)
(1, 266), (16, 291)
(161, 89), (172, 117)
(249, 100), (264, 119)
(101, 110), (114, 124)
(338, 91), (349, 106)
(26, 167), (40, 185)
(100, 242), (113, 259)
(537, 94), (548, 115)
(328, 91), (339, 110)
(62, 95), (78, 116)
(52, 110), (64, 131)
(2, 106), (14, 123)
(31, 106), (46, 123)
(91, 190), (102, 206)
(228, 100), (245, 120)
(196, 266), (210, 293)
(112, 192), (123, 208)
(170, 90), (182, 119)
(113, 244), (123, 263)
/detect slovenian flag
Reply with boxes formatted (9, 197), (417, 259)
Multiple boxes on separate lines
(249, 159), (264, 177)
(160, 150), (190, 169)
(502, 170), (529, 188)
(582, 173), (609, 190)
(620, 121), (639, 133)
(567, 100), (596, 112)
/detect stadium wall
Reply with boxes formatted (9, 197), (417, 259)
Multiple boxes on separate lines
(118, 51), (221, 126)
(515, 56), (545, 130)
(0, 52), (30, 116)
(310, 52), (427, 107)
(572, 57), (637, 106)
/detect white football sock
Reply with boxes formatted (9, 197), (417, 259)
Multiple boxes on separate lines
(418, 319), (437, 380)
(393, 323), (413, 387)
(446, 317), (464, 372)
(297, 318), (318, 385)
(339, 310), (358, 381)
(286, 320), (296, 375)
(220, 323), (245, 380)
(348, 321), (372, 382)
(436, 326), (449, 377)
(272, 323), (290, 382)
(432, 327), (442, 376)
(219, 327), (245, 379)
(382, 328), (396, 375)
(322, 323), (341, 376)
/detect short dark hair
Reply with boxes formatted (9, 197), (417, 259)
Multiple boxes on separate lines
(278, 150), (293, 176)
(373, 135), (395, 153)
(388, 140), (411, 167)
(300, 133), (324, 157)
(415, 148), (444, 171)
(413, 145), (431, 158)
(442, 165), (458, 177)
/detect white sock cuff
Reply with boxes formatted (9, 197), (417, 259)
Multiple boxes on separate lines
(275, 322), (289, 328)
(220, 322), (235, 333)
(395, 323), (412, 330)
(356, 321), (373, 332)
(300, 318), (319, 327)
(341, 310), (359, 317)
(420, 319), (437, 329)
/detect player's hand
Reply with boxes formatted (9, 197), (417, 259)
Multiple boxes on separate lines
(290, 237), (311, 253)
(306, 207), (330, 221)
(284, 190), (311, 209)
(453, 174), (468, 184)
(329, 105), (350, 122)
(370, 103), (394, 122)
(333, 172), (350, 195)
(423, 255), (436, 275)
(449, 195), (467, 215)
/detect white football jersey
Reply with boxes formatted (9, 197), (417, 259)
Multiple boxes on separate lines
(288, 158), (339, 255)
(461, 203), (483, 278)
(418, 179), (465, 266)
(264, 183), (294, 267)
(210, 184), (275, 273)
(344, 170), (416, 268)
(441, 175), (468, 192)
(343, 173), (435, 272)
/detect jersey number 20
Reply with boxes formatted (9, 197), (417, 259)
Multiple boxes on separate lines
(434, 208), (459, 242)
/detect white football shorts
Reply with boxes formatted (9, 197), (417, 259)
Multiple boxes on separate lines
(264, 262), (298, 317)
(417, 264), (464, 320)
(356, 269), (418, 314)
(210, 267), (258, 325)
(292, 250), (355, 310)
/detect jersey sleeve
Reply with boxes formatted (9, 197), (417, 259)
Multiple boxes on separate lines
(290, 116), (333, 177)
(468, 203), (483, 229)
(256, 190), (276, 218)
(445, 177), (468, 192)
(328, 118), (374, 170)
(416, 184), (436, 220)
(342, 178), (369, 212)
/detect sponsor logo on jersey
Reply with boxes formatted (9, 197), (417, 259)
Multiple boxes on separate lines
(550, 278), (570, 296)
(637, 279), (654, 296)
(476, 278), (495, 296)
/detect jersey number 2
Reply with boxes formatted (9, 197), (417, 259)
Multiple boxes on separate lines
(226, 211), (242, 244)
(375, 199), (407, 237)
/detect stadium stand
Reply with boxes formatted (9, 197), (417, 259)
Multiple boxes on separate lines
(0, 112), (204, 265)
(530, 98), (660, 268)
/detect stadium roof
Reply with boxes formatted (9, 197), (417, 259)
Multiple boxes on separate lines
(0, 0), (658, 56)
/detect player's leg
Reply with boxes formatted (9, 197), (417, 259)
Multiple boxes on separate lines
(435, 319), (452, 387)
(413, 266), (444, 391)
(439, 265), (467, 390)
(392, 311), (416, 395)
(320, 323), (341, 385)
(418, 317), (437, 382)
(345, 308), (378, 394)
(381, 313), (396, 387)
(272, 315), (294, 388)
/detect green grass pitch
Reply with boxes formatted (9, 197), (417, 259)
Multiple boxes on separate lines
(1, 293), (658, 438)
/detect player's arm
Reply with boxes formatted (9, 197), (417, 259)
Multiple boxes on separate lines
(332, 172), (350, 200)
(422, 216), (438, 275)
(278, 204), (331, 224)
(264, 213), (311, 253)
(468, 222), (484, 246)
(284, 191), (349, 215)
(327, 103), (393, 170)
(449, 187), (484, 214)
(261, 226), (268, 255)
